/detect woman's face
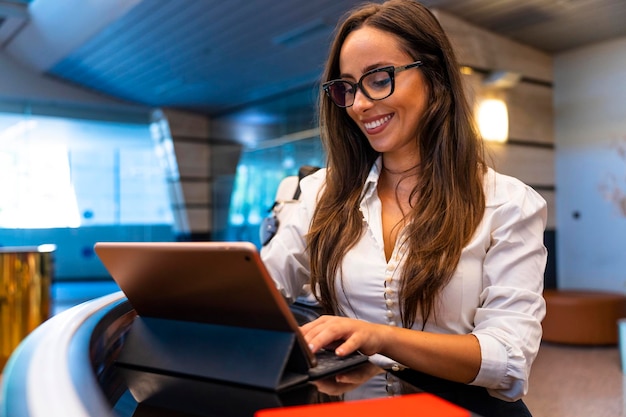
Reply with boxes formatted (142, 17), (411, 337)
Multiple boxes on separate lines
(339, 26), (429, 160)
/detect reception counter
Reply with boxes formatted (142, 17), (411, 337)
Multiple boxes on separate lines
(0, 292), (418, 416)
(1, 291), (529, 417)
(1, 292), (131, 416)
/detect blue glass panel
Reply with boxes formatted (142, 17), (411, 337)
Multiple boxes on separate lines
(225, 137), (324, 247)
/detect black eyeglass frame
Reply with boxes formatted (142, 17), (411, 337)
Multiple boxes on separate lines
(322, 60), (423, 108)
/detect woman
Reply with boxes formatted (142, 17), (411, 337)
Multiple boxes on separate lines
(261, 0), (547, 410)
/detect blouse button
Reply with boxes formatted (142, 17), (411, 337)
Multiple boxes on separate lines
(385, 299), (394, 307)
(385, 310), (394, 318)
(384, 287), (394, 295)
(388, 321), (397, 326)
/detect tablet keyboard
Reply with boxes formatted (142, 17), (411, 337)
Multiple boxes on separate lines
(308, 348), (369, 378)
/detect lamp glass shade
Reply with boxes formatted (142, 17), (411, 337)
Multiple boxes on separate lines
(477, 99), (508, 142)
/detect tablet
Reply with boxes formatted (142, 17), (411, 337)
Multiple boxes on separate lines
(94, 241), (314, 362)
(94, 240), (368, 387)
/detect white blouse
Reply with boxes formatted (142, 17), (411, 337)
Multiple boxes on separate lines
(261, 157), (547, 402)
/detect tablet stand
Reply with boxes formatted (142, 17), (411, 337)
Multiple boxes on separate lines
(116, 316), (310, 391)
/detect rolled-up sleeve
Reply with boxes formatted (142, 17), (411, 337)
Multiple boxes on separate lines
(470, 173), (548, 401)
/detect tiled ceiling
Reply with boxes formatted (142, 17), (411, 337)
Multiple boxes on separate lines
(3, 0), (626, 120)
(47, 0), (351, 116)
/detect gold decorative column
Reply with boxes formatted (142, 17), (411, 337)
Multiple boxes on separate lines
(0, 245), (55, 371)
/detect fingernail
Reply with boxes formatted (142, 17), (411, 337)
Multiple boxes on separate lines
(308, 343), (315, 351)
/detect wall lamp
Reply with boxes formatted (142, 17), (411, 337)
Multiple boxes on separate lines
(477, 98), (509, 143)
(476, 70), (520, 143)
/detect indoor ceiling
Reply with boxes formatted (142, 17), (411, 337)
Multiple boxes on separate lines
(2, 0), (626, 123)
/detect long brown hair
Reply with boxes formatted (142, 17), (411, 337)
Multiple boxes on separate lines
(308, 0), (486, 328)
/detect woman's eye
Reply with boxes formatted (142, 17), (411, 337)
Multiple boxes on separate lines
(372, 78), (391, 89)
(364, 73), (392, 90)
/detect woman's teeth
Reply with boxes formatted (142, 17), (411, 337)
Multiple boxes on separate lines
(364, 115), (392, 130)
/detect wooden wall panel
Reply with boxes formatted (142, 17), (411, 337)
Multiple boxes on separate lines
(162, 110), (242, 240)
(162, 109), (213, 238)
(185, 208), (212, 233)
(484, 142), (554, 187)
(162, 109), (210, 139)
(507, 83), (554, 145)
(181, 182), (211, 205)
(209, 143), (242, 240)
(432, 9), (553, 83)
(173, 141), (211, 179)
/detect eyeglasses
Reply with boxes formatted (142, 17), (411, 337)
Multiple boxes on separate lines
(322, 60), (423, 108)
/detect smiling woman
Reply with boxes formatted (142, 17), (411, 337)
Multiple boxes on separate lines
(261, 2), (548, 416)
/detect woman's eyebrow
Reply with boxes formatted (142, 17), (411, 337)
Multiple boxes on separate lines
(339, 62), (392, 79)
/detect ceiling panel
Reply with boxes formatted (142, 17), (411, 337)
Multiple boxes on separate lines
(10, 0), (625, 120)
(47, 0), (365, 115)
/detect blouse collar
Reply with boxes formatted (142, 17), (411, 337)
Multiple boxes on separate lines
(360, 156), (383, 201)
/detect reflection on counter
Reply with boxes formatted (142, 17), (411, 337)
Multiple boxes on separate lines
(111, 362), (422, 417)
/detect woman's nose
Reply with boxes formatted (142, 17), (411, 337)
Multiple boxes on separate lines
(351, 88), (373, 112)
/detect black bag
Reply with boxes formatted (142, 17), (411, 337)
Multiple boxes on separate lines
(260, 166), (320, 246)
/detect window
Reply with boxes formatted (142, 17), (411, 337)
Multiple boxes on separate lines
(0, 111), (177, 279)
(0, 112), (174, 228)
(226, 137), (324, 247)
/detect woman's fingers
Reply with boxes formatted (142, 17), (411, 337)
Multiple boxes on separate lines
(300, 315), (383, 356)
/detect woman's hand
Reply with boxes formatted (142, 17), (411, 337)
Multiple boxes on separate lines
(300, 315), (391, 357)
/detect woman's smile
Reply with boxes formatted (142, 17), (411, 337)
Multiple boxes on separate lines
(363, 113), (394, 134)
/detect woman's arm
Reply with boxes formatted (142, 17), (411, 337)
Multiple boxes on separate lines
(260, 169), (327, 302)
(470, 174), (548, 400)
(301, 315), (481, 383)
